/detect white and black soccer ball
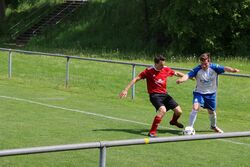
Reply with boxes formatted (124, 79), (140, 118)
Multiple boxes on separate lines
(183, 126), (195, 135)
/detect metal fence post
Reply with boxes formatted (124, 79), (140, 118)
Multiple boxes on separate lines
(65, 57), (70, 88)
(99, 146), (106, 167)
(131, 65), (136, 99)
(8, 49), (12, 78)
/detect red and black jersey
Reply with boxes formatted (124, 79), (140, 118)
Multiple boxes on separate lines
(138, 66), (175, 94)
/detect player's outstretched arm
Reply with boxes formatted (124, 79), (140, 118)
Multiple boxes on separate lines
(119, 76), (141, 98)
(174, 71), (185, 78)
(224, 66), (240, 73)
(176, 74), (189, 84)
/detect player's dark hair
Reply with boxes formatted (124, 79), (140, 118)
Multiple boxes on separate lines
(154, 55), (165, 64)
(200, 52), (211, 62)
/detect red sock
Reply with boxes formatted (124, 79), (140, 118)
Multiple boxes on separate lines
(149, 116), (162, 134)
(171, 113), (180, 123)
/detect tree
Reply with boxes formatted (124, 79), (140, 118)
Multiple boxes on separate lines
(0, 0), (5, 18)
(147, 0), (249, 56)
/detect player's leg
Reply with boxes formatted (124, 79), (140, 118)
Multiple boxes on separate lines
(157, 105), (167, 118)
(207, 109), (216, 127)
(189, 92), (203, 128)
(148, 106), (166, 137)
(189, 103), (200, 127)
(208, 109), (223, 133)
(164, 94), (184, 128)
(204, 94), (224, 133)
(170, 106), (184, 128)
(148, 94), (166, 137)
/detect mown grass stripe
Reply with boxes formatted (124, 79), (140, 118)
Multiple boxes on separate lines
(0, 95), (249, 147)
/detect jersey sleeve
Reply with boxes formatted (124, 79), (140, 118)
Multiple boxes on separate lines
(188, 65), (201, 78)
(138, 69), (147, 79)
(210, 63), (225, 74)
(166, 67), (175, 77)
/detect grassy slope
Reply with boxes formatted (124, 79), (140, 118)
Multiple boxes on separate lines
(0, 51), (249, 167)
(2, 0), (249, 60)
(1, 0), (250, 60)
(21, 0), (151, 59)
(0, 0), (64, 45)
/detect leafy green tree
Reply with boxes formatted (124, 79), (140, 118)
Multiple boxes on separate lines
(0, 0), (5, 18)
(147, 0), (249, 56)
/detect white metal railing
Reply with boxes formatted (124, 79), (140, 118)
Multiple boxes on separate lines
(0, 132), (249, 167)
(1, 48), (250, 99)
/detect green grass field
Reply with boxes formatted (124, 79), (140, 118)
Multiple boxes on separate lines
(0, 51), (250, 167)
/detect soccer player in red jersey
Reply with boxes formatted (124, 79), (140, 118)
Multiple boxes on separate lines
(119, 55), (185, 137)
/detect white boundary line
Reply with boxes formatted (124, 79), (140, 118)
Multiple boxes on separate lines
(0, 95), (249, 147)
(219, 139), (250, 146)
(32, 98), (65, 101)
(0, 95), (160, 128)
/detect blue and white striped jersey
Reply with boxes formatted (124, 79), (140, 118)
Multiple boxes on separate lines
(188, 63), (225, 94)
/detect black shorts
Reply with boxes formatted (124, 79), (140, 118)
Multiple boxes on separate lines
(149, 93), (179, 111)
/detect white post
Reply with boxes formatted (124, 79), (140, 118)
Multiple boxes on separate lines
(65, 57), (70, 87)
(131, 65), (136, 99)
(8, 49), (12, 78)
(99, 146), (106, 167)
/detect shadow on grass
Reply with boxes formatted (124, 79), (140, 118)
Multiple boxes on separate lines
(93, 128), (183, 137)
(195, 130), (214, 133)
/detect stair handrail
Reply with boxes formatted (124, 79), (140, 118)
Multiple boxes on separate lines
(9, 3), (48, 32)
(10, 3), (52, 39)
(31, 2), (72, 35)
(65, 0), (88, 2)
(52, 1), (85, 24)
(32, 1), (84, 35)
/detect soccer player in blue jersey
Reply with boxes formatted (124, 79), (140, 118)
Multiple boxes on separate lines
(176, 53), (240, 133)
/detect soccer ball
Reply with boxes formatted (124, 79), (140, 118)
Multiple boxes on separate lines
(183, 126), (195, 135)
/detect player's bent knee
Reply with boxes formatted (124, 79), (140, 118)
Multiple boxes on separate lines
(192, 105), (199, 111)
(173, 106), (182, 114)
(158, 106), (167, 113)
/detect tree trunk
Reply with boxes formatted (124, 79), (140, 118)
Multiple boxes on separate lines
(0, 0), (6, 18)
(143, 0), (150, 41)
